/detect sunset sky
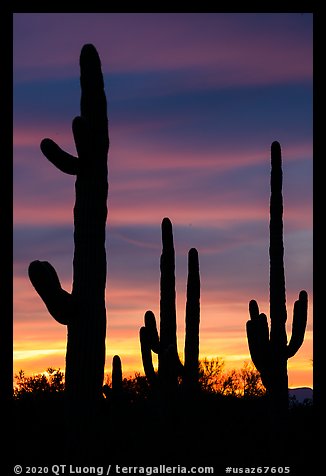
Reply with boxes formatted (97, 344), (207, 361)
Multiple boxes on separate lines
(13, 13), (313, 388)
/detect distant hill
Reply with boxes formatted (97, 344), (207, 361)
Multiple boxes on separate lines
(289, 387), (313, 403)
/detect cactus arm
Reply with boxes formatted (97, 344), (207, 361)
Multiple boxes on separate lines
(246, 300), (270, 383)
(28, 260), (72, 325)
(40, 138), (79, 175)
(184, 248), (200, 390)
(287, 290), (308, 358)
(247, 300), (270, 372)
(140, 325), (158, 386)
(144, 310), (160, 353)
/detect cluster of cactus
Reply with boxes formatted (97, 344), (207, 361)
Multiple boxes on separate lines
(246, 141), (308, 414)
(26, 43), (309, 423)
(139, 217), (200, 397)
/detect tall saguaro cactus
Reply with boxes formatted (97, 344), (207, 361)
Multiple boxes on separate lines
(28, 44), (109, 403)
(246, 141), (308, 414)
(140, 217), (200, 396)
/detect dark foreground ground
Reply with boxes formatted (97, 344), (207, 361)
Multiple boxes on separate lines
(8, 391), (315, 475)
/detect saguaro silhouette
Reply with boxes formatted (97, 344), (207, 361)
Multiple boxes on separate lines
(28, 44), (109, 404)
(140, 217), (200, 396)
(246, 141), (308, 415)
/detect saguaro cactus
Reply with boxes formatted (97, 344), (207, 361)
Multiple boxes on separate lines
(112, 355), (123, 397)
(28, 44), (109, 403)
(140, 217), (200, 396)
(246, 141), (308, 414)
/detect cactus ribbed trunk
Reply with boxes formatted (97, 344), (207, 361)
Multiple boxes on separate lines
(28, 44), (109, 408)
(183, 248), (200, 393)
(159, 218), (180, 392)
(269, 141), (288, 414)
(66, 170), (107, 401)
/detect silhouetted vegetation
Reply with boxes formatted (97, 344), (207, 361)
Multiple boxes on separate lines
(28, 44), (110, 405)
(14, 368), (64, 399)
(140, 218), (200, 398)
(199, 359), (266, 398)
(14, 358), (264, 401)
(246, 142), (308, 416)
(26, 43), (114, 457)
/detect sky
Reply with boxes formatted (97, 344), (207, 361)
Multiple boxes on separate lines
(13, 12), (313, 389)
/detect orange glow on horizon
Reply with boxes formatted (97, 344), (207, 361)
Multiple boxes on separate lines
(14, 268), (313, 390)
(13, 343), (313, 390)
(14, 295), (313, 389)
